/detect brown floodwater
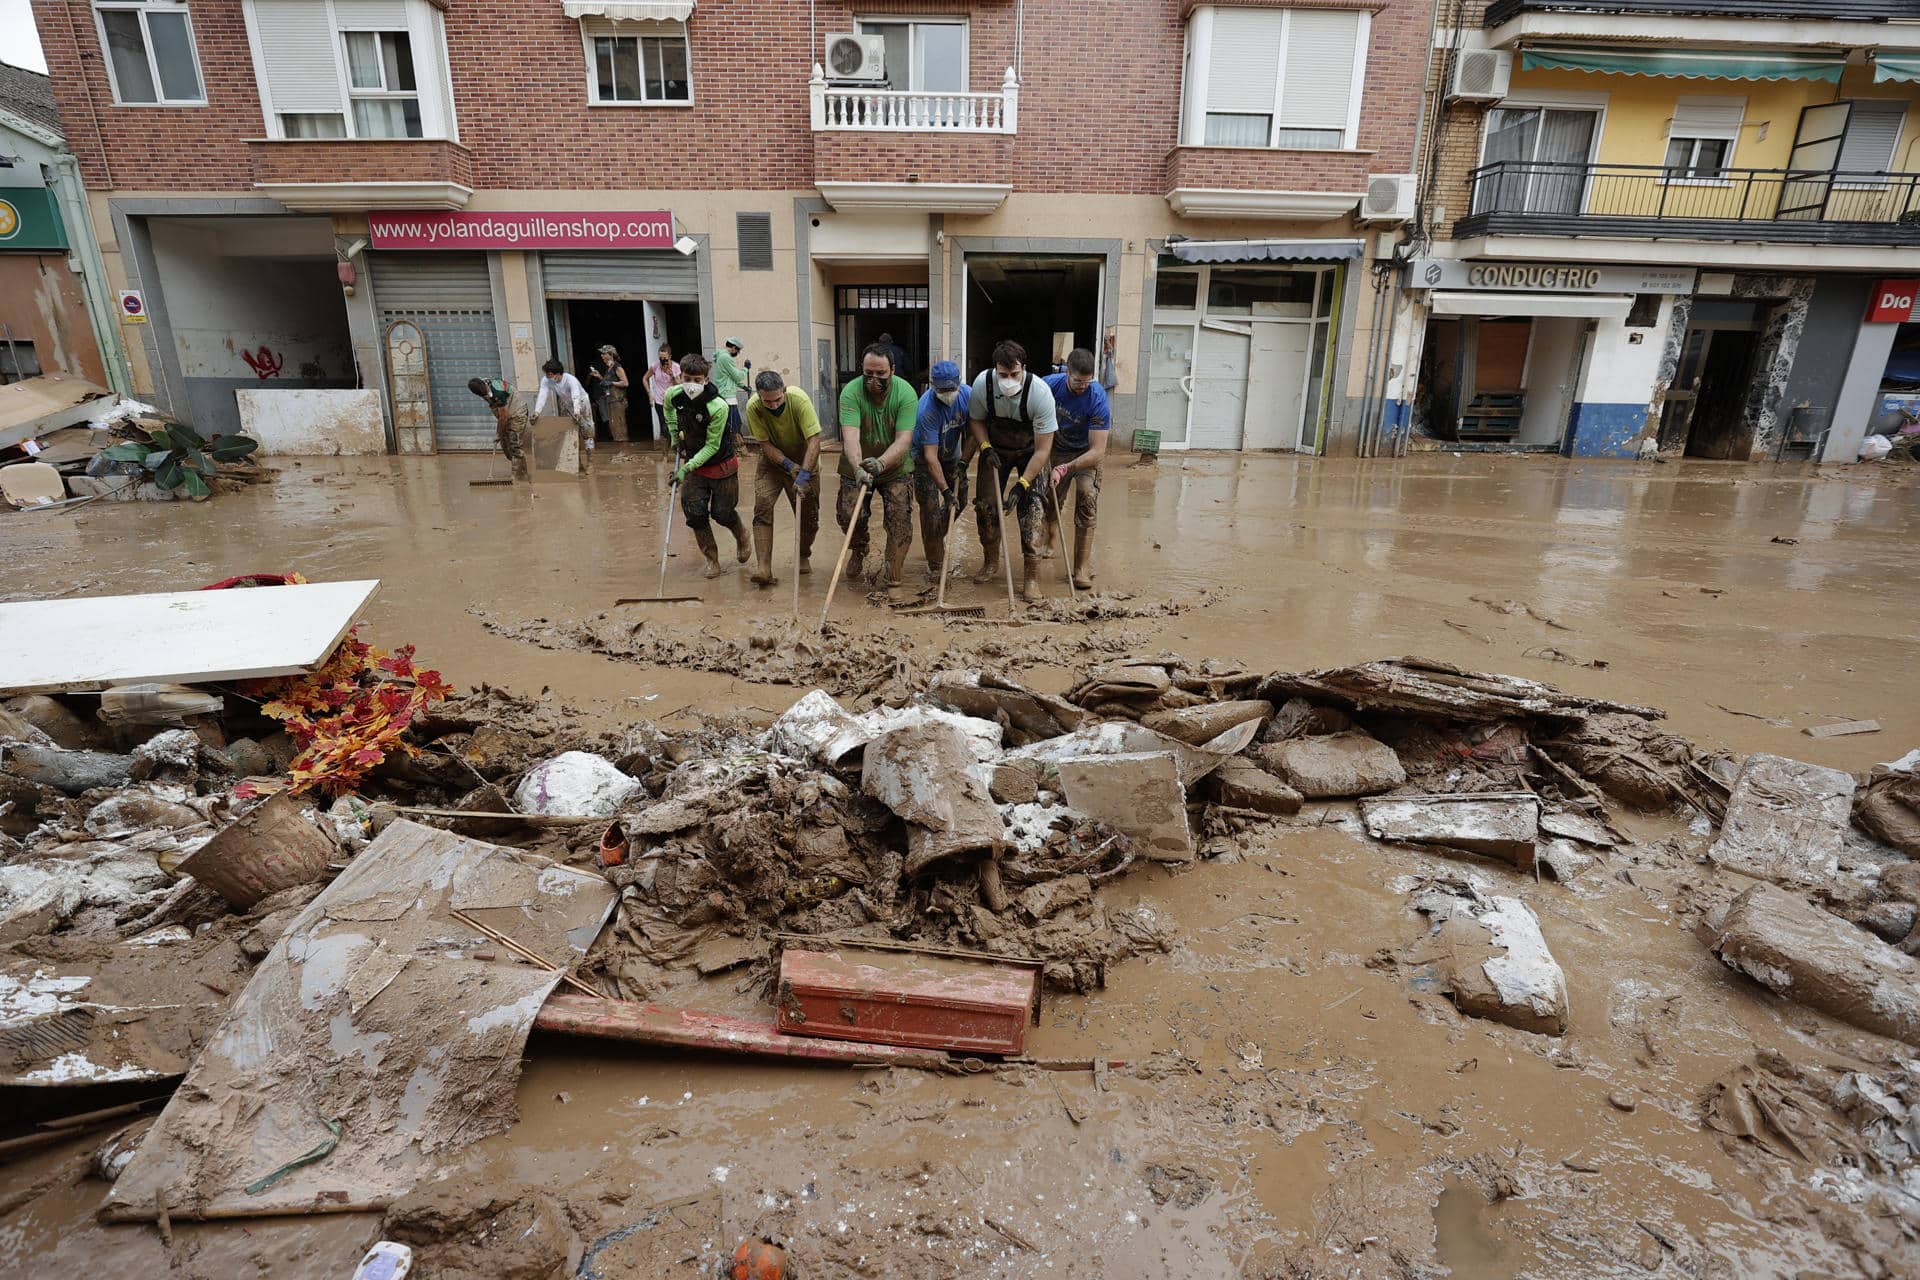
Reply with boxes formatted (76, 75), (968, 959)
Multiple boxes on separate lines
(2, 449), (1916, 1277)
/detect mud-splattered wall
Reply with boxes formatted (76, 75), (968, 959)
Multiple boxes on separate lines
(0, 253), (106, 385)
(1731, 274), (1816, 460)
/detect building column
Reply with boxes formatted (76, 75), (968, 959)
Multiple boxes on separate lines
(1825, 319), (1898, 464)
(496, 251), (541, 388)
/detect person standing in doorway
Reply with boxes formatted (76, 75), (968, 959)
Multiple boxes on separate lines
(744, 369), (821, 587)
(646, 344), (680, 443)
(911, 359), (972, 581)
(875, 331), (909, 382)
(587, 345), (630, 443)
(664, 352), (750, 578)
(533, 358), (594, 472)
(1043, 347), (1108, 590)
(836, 343), (917, 588)
(467, 375), (528, 480)
(968, 339), (1057, 602)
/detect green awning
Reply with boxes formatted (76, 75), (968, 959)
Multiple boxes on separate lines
(1521, 45), (1845, 82)
(1875, 54), (1920, 84)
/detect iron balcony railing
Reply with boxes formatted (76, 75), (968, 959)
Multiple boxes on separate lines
(1458, 159), (1920, 242)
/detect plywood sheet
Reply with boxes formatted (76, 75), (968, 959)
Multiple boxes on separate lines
(235, 388), (387, 456)
(0, 579), (379, 695)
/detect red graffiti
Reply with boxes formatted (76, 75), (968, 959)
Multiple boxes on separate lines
(241, 346), (285, 380)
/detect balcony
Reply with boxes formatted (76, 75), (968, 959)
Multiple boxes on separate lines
(809, 67), (1018, 135)
(1165, 147), (1371, 219)
(247, 138), (474, 213)
(1455, 160), (1920, 247)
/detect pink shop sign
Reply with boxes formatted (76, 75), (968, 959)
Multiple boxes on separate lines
(367, 210), (675, 250)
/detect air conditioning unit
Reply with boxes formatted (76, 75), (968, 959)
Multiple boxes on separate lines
(824, 33), (886, 81)
(1361, 173), (1417, 224)
(1448, 49), (1513, 102)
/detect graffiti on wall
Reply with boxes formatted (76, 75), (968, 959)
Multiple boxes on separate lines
(240, 345), (286, 380)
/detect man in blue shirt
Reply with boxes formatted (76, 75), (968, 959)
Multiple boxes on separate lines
(1042, 347), (1109, 590)
(912, 360), (972, 580)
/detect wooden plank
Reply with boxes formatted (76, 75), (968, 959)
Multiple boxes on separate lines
(776, 947), (1039, 1055)
(0, 580), (379, 695)
(535, 993), (949, 1068)
(1803, 719), (1881, 739)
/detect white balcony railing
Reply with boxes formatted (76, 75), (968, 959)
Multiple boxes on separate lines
(809, 65), (1018, 134)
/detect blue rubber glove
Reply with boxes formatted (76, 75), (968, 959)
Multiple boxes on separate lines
(794, 467), (812, 492)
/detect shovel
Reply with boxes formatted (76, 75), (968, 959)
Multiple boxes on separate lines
(993, 465), (1019, 614)
(893, 476), (985, 618)
(1047, 481), (1077, 602)
(817, 474), (874, 631)
(615, 473), (701, 605)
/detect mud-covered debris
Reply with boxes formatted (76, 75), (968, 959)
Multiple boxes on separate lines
(1709, 754), (1855, 888)
(1255, 728), (1406, 799)
(926, 668), (1086, 744)
(1536, 713), (1704, 813)
(1140, 699), (1273, 746)
(1709, 882), (1920, 1046)
(1058, 751), (1191, 863)
(1361, 792), (1539, 869)
(1008, 718), (1251, 789)
(0, 846), (173, 942)
(1410, 882), (1569, 1036)
(174, 790), (336, 909)
(1705, 1052), (1920, 1180)
(1854, 750), (1920, 858)
(1205, 756), (1303, 815)
(513, 751), (641, 817)
(1855, 900), (1918, 946)
(2, 744), (134, 796)
(1259, 697), (1352, 743)
(861, 720), (1002, 877)
(1259, 656), (1663, 724)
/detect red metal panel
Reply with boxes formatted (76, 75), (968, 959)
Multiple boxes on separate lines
(534, 993), (950, 1069)
(775, 948), (1039, 1056)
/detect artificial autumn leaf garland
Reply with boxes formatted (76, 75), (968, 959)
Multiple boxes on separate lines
(237, 627), (453, 796)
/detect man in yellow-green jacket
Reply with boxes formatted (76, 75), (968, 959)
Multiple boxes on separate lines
(664, 353), (750, 578)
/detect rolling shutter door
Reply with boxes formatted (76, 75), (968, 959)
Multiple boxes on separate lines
(372, 252), (499, 451)
(541, 250), (699, 300)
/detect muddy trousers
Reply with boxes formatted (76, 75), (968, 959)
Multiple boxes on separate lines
(601, 392), (628, 442)
(497, 413), (529, 480)
(974, 449), (1045, 572)
(752, 460), (821, 578)
(1048, 445), (1100, 583)
(681, 470), (747, 565)
(913, 470), (962, 577)
(836, 472), (913, 581)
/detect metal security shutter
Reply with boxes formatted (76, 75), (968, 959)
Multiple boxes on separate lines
(372, 252), (499, 451)
(541, 250), (699, 300)
(1839, 99), (1906, 172)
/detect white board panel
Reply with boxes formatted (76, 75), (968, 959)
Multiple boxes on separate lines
(235, 388), (387, 456)
(0, 580), (380, 694)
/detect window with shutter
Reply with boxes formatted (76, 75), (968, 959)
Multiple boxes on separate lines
(1184, 6), (1367, 151)
(246, 0), (452, 139)
(1662, 95), (1744, 180)
(1836, 100), (1906, 178)
(95, 0), (205, 105)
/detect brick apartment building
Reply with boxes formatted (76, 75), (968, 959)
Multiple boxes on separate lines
(30, 0), (1431, 453)
(1396, 0), (1920, 462)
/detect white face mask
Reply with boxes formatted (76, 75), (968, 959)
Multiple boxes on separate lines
(936, 389), (958, 405)
(997, 374), (1023, 398)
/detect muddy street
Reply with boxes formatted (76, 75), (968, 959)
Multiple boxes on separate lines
(3, 450), (1919, 1279)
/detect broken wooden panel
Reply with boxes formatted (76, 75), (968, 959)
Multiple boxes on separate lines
(925, 669), (1087, 743)
(1360, 792), (1539, 868)
(1258, 657), (1662, 725)
(1709, 754), (1855, 888)
(103, 820), (616, 1221)
(1056, 750), (1193, 863)
(775, 947), (1040, 1055)
(536, 992), (951, 1067)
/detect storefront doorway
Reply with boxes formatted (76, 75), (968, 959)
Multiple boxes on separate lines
(1659, 301), (1763, 458)
(834, 283), (928, 390)
(552, 299), (699, 442)
(965, 255), (1102, 382)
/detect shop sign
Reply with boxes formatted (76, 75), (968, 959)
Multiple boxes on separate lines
(366, 210), (675, 251)
(1866, 279), (1920, 323)
(118, 290), (148, 324)
(1406, 259), (1696, 295)
(0, 187), (69, 252)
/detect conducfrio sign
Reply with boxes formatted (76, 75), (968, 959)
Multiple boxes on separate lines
(1406, 259), (1697, 296)
(366, 210), (675, 250)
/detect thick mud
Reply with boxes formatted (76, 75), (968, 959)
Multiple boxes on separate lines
(3, 449), (1918, 1277)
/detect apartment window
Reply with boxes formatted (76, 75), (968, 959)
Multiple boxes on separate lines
(581, 20), (690, 104)
(95, 0), (205, 105)
(1182, 6), (1368, 150)
(856, 18), (967, 93)
(1836, 99), (1907, 175)
(1478, 105), (1599, 214)
(1663, 96), (1744, 181)
(343, 31), (420, 136)
(249, 0), (454, 140)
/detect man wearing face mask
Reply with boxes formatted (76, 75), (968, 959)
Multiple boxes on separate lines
(1043, 347), (1109, 590)
(533, 358), (595, 472)
(835, 343), (918, 588)
(664, 353), (750, 578)
(646, 344), (680, 442)
(744, 369), (822, 587)
(967, 339), (1057, 602)
(911, 360), (972, 581)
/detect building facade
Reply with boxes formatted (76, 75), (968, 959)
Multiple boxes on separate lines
(30, 0), (1434, 452)
(1397, 0), (1920, 462)
(0, 59), (122, 393)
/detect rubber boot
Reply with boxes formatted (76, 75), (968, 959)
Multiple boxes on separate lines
(1037, 512), (1056, 558)
(883, 539), (910, 589)
(1072, 526), (1095, 591)
(695, 528), (724, 579)
(727, 518), (751, 564)
(973, 529), (1002, 583)
(924, 534), (946, 584)
(750, 525), (777, 586)
(1020, 556), (1045, 603)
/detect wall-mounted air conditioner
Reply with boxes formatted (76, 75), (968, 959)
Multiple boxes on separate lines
(1361, 174), (1417, 224)
(1449, 49), (1513, 102)
(824, 34), (886, 81)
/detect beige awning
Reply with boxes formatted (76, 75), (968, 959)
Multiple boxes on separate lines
(561, 0), (693, 20)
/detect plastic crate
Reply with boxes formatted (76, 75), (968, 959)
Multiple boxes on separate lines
(1132, 428), (1162, 456)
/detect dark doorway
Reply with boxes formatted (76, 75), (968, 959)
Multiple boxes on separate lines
(835, 284), (928, 391)
(965, 255), (1101, 381)
(1684, 329), (1761, 459)
(557, 299), (700, 442)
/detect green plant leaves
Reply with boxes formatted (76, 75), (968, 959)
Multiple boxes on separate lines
(99, 442), (150, 462)
(181, 469), (211, 499)
(155, 457), (185, 490)
(209, 434), (261, 461)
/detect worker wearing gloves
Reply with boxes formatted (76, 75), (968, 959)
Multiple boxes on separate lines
(968, 339), (1057, 602)
(744, 369), (822, 587)
(533, 358), (595, 472)
(836, 343), (918, 588)
(664, 353), (749, 578)
(1042, 347), (1110, 590)
(911, 360), (973, 581)
(467, 375), (528, 481)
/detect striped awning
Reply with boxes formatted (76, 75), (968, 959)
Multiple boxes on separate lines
(1521, 45), (1845, 82)
(1167, 238), (1365, 264)
(560, 0), (692, 20)
(1875, 53), (1920, 84)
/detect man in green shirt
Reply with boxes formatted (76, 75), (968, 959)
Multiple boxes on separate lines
(744, 370), (821, 587)
(711, 336), (751, 448)
(835, 343), (917, 588)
